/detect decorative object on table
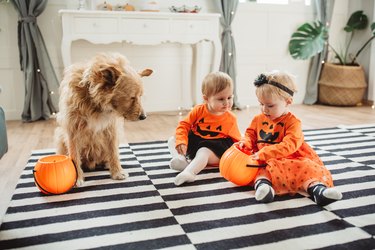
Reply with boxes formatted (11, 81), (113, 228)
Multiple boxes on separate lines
(219, 144), (266, 186)
(289, 10), (375, 106)
(123, 3), (135, 11)
(111, 3), (135, 11)
(140, 0), (159, 12)
(33, 155), (77, 195)
(169, 5), (201, 13)
(113, 4), (124, 11)
(97, 1), (112, 11)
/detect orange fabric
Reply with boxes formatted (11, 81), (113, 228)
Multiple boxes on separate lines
(175, 104), (241, 147)
(244, 112), (333, 195)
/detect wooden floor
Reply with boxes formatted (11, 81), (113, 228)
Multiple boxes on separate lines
(1, 104), (374, 223)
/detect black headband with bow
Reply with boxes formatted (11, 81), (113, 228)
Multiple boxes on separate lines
(254, 74), (294, 96)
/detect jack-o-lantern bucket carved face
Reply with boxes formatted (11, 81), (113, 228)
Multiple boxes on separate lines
(219, 144), (266, 186)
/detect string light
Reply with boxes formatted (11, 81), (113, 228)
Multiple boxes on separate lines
(178, 106), (183, 116)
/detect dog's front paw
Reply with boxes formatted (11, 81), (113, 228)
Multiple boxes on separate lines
(75, 177), (85, 187)
(111, 170), (129, 180)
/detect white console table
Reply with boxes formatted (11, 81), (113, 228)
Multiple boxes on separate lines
(59, 10), (221, 107)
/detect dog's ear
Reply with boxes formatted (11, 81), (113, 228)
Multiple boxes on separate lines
(139, 69), (153, 77)
(101, 66), (121, 87)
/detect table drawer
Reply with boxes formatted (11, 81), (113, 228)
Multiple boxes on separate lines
(74, 17), (118, 34)
(120, 19), (169, 34)
(170, 20), (210, 35)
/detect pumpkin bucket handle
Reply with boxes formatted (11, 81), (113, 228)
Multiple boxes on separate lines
(246, 163), (267, 168)
(233, 143), (267, 168)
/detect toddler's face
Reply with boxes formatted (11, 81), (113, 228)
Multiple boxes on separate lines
(258, 95), (290, 120)
(205, 86), (233, 115)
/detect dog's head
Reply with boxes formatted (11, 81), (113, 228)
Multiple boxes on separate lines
(81, 53), (153, 121)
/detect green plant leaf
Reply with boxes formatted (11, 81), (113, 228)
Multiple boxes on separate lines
(344, 10), (368, 32)
(371, 22), (375, 35)
(288, 21), (327, 60)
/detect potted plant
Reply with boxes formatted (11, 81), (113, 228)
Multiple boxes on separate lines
(289, 10), (375, 106)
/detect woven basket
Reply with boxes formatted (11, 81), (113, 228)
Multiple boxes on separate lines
(318, 63), (367, 106)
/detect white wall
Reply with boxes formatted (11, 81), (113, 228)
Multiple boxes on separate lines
(0, 0), (373, 120)
(234, 2), (313, 107)
(0, 2), (23, 120)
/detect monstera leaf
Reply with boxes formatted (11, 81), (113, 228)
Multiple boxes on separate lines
(288, 21), (328, 60)
(288, 10), (374, 65)
(344, 10), (368, 32)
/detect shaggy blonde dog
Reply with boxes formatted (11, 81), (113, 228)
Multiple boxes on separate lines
(55, 53), (152, 186)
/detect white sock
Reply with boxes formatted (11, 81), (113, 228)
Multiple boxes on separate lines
(174, 171), (196, 186)
(169, 155), (189, 171)
(173, 147), (217, 186)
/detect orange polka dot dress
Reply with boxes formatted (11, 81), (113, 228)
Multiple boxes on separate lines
(244, 112), (333, 195)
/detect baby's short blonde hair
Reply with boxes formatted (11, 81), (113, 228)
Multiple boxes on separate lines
(254, 71), (297, 100)
(202, 71), (233, 97)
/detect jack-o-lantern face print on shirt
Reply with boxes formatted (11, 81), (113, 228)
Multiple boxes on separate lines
(258, 121), (285, 144)
(196, 118), (223, 137)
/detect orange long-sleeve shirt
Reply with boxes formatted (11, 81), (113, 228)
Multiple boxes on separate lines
(175, 104), (241, 147)
(244, 112), (306, 161)
(243, 112), (333, 194)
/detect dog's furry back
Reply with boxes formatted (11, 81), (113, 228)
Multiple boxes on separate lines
(55, 53), (152, 185)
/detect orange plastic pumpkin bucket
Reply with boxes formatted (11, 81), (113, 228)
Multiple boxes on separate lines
(220, 144), (266, 186)
(33, 155), (77, 195)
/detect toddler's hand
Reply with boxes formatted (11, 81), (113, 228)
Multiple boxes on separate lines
(251, 152), (259, 160)
(237, 141), (246, 150)
(176, 144), (187, 156)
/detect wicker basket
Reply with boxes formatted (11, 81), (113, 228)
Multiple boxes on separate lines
(318, 63), (367, 106)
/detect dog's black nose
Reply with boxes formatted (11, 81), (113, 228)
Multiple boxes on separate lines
(139, 114), (147, 120)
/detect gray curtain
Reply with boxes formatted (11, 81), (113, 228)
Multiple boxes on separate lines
(12, 0), (59, 122)
(216, 0), (240, 109)
(303, 0), (335, 104)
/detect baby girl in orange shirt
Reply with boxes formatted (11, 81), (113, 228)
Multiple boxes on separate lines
(239, 71), (342, 206)
(168, 72), (241, 186)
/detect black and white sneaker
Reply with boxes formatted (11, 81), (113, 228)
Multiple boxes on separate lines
(307, 183), (343, 206)
(254, 179), (275, 203)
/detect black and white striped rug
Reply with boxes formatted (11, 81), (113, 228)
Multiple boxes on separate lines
(1, 124), (374, 249)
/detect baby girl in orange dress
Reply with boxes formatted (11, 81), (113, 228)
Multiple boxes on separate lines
(239, 71), (342, 206)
